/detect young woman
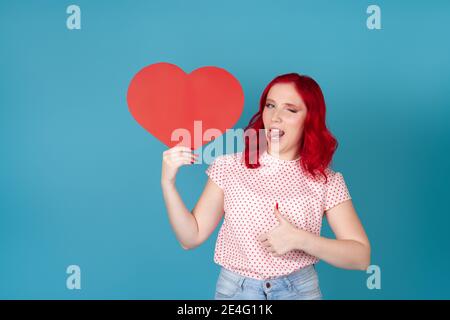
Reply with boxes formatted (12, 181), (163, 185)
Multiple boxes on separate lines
(161, 73), (371, 300)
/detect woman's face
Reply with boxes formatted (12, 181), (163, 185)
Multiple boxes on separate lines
(262, 82), (307, 159)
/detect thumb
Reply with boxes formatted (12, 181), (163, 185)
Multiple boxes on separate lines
(274, 202), (285, 223)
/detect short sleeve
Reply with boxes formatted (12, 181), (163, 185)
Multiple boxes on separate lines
(205, 156), (228, 190)
(324, 172), (352, 212)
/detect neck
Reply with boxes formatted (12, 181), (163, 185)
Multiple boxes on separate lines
(267, 147), (300, 161)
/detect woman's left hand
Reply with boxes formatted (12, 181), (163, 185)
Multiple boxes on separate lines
(258, 203), (311, 257)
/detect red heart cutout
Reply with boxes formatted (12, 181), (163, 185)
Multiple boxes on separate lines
(127, 62), (244, 149)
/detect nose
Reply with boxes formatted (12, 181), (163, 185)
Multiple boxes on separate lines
(271, 109), (282, 122)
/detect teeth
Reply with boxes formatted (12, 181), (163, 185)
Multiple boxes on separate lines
(268, 129), (285, 138)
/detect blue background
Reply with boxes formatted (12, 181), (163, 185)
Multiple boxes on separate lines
(1, 0), (449, 299)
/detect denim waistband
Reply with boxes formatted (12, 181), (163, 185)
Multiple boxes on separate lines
(219, 264), (317, 287)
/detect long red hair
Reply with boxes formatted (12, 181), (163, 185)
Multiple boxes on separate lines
(242, 73), (338, 183)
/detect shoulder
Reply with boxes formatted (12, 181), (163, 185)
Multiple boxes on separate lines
(323, 167), (348, 188)
(309, 167), (345, 186)
(324, 167), (340, 178)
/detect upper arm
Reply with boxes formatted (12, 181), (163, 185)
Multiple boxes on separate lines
(325, 200), (370, 249)
(190, 177), (225, 248)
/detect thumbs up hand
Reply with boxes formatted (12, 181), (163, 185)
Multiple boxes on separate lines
(257, 202), (309, 257)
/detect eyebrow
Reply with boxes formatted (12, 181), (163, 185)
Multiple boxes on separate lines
(266, 98), (301, 109)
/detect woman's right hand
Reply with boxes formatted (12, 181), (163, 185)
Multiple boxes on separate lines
(161, 146), (199, 185)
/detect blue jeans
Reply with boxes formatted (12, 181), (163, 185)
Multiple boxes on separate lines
(214, 264), (323, 300)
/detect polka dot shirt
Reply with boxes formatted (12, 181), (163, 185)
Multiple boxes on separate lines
(205, 150), (352, 280)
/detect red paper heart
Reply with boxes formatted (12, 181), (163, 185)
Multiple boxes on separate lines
(127, 62), (244, 149)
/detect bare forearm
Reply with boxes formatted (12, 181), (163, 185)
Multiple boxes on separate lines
(295, 231), (371, 270)
(161, 181), (198, 249)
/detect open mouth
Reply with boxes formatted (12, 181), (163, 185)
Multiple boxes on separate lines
(267, 129), (285, 140)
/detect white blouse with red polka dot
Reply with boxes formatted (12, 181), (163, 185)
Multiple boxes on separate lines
(205, 150), (352, 280)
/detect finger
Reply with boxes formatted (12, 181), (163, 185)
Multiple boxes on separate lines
(274, 205), (286, 223)
(170, 154), (196, 166)
(173, 151), (200, 162)
(172, 146), (194, 153)
(170, 149), (196, 157)
(168, 147), (196, 158)
(169, 153), (198, 162)
(260, 239), (269, 247)
(164, 147), (189, 157)
(257, 233), (267, 242)
(164, 149), (190, 160)
(274, 211), (283, 222)
(274, 202), (281, 214)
